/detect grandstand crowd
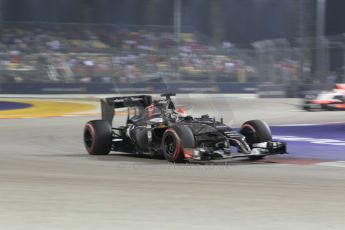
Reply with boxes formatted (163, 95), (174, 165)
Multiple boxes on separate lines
(0, 23), (256, 84)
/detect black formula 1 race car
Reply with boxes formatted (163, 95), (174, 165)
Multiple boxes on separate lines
(83, 94), (286, 163)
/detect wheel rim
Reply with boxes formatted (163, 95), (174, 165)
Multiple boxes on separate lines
(164, 134), (177, 156)
(241, 127), (257, 143)
(84, 128), (93, 148)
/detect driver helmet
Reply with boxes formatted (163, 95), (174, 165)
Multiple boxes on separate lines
(176, 108), (187, 118)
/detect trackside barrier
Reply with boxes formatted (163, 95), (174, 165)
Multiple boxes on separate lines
(0, 82), (258, 94)
(257, 82), (337, 98)
(257, 84), (287, 98)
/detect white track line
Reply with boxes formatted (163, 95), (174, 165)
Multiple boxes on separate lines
(316, 161), (345, 168)
(273, 121), (345, 127)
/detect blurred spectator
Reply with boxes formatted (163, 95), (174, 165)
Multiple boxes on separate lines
(0, 22), (254, 83)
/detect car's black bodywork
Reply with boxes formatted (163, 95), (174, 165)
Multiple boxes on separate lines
(83, 94), (286, 162)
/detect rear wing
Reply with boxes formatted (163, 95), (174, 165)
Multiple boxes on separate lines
(101, 95), (152, 126)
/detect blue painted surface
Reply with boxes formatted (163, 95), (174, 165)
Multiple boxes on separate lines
(271, 124), (345, 161)
(0, 101), (33, 111)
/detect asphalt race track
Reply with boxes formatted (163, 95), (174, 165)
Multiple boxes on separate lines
(0, 96), (345, 230)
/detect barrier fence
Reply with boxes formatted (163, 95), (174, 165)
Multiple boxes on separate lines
(0, 82), (258, 94)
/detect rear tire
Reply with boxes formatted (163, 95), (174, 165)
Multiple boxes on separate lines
(162, 125), (195, 163)
(84, 120), (112, 155)
(240, 120), (272, 160)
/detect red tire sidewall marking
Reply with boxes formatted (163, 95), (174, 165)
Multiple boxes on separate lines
(85, 123), (96, 154)
(240, 124), (256, 133)
(165, 128), (182, 161)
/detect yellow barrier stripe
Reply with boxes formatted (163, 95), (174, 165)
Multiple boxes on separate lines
(0, 99), (96, 119)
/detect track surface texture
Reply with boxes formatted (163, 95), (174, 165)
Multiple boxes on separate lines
(1, 96), (345, 230)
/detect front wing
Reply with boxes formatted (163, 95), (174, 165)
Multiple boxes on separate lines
(183, 141), (286, 162)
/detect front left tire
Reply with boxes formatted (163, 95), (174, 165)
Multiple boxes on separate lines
(240, 120), (272, 160)
(162, 125), (195, 163)
(240, 120), (272, 144)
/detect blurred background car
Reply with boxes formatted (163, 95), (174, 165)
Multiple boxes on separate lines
(303, 83), (345, 110)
